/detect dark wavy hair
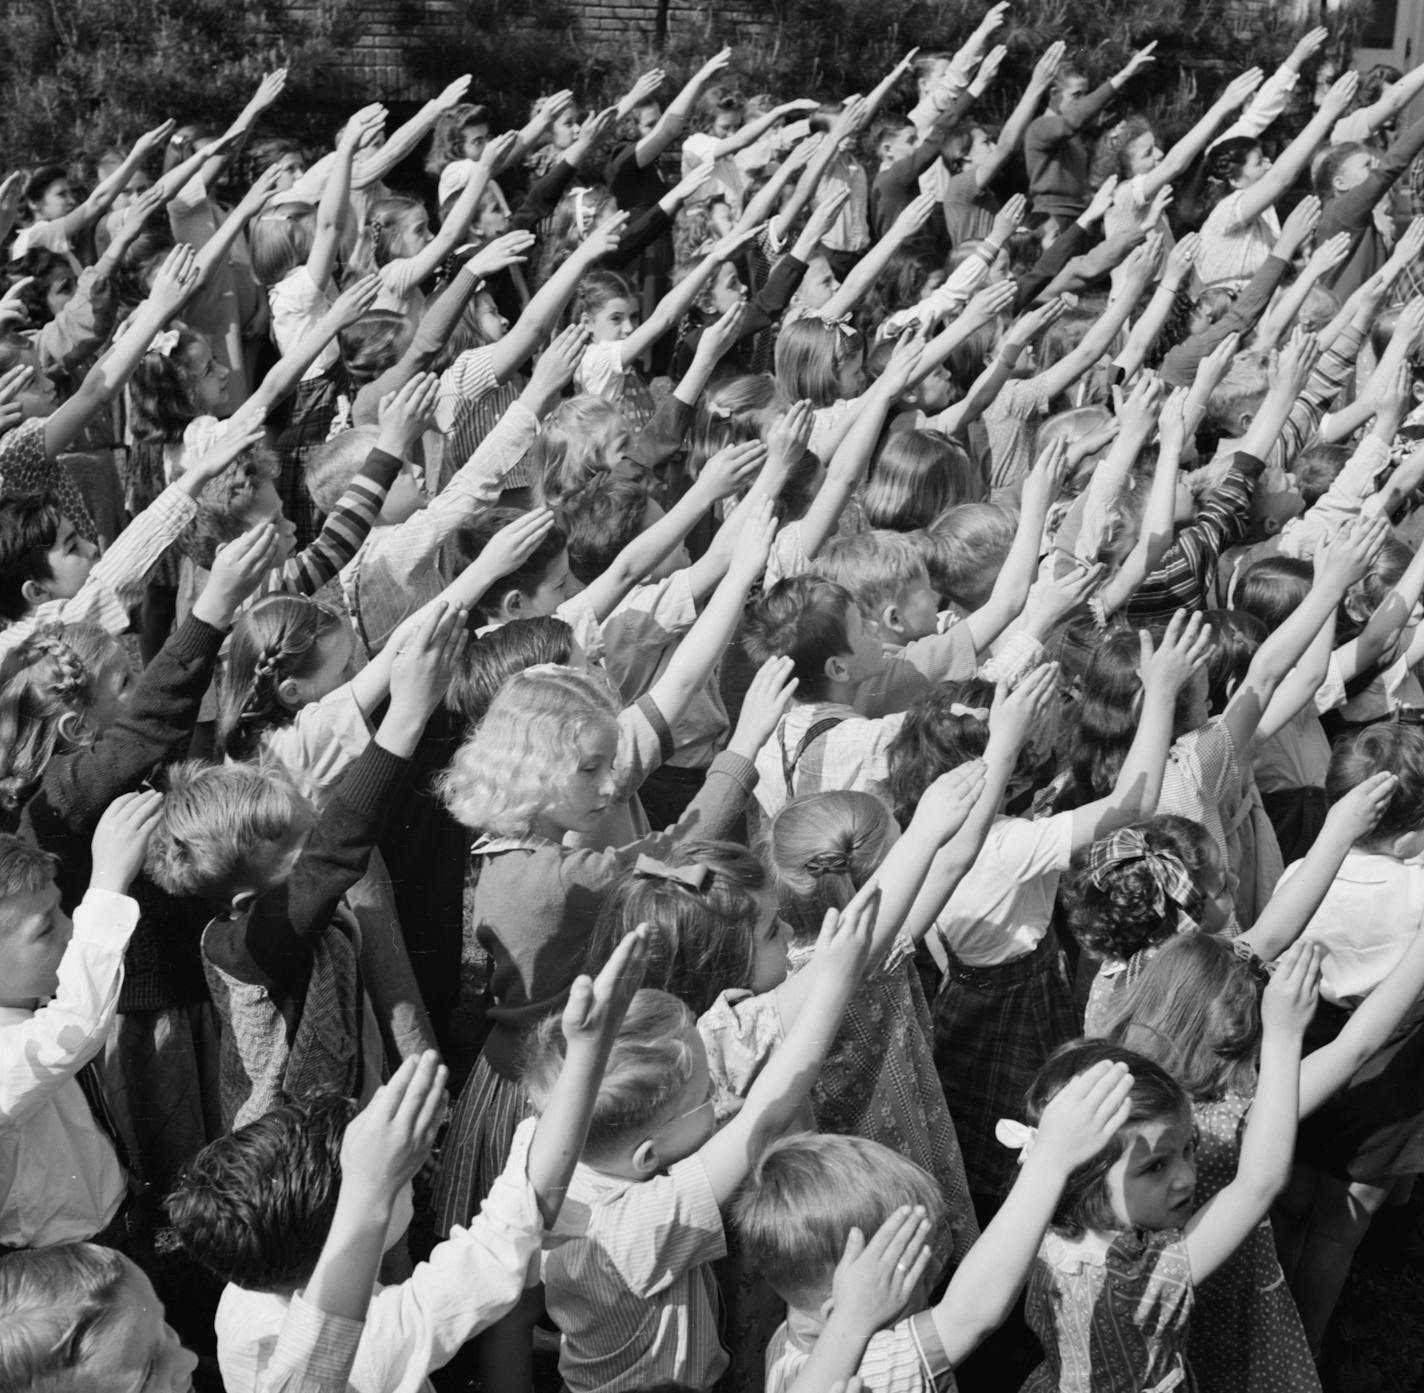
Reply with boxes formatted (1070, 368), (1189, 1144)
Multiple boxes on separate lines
(1023, 1039), (1190, 1236)
(167, 1089), (355, 1291)
(1062, 814), (1212, 961)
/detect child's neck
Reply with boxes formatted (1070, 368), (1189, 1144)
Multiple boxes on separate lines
(528, 813), (573, 843)
(815, 676), (858, 707)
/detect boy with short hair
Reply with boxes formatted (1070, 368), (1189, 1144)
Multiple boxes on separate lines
(0, 422), (260, 658)
(0, 789), (161, 1249)
(168, 930), (649, 1393)
(523, 891), (876, 1393)
(734, 1069), (1131, 1393)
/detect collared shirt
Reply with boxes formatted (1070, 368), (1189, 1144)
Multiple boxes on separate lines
(754, 700), (904, 822)
(1284, 851), (1424, 1008)
(220, 1119), (543, 1393)
(935, 812), (1075, 965)
(542, 1149), (729, 1393)
(0, 888), (138, 1247)
(764, 1310), (955, 1393)
(268, 267), (338, 380)
(257, 1295), (363, 1393)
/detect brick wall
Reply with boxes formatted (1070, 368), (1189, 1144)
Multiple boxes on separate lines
(294, 0), (766, 100)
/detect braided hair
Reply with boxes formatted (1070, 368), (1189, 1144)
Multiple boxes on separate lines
(215, 596), (344, 762)
(0, 624), (121, 813)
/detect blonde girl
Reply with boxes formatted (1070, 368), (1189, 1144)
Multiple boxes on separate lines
(431, 656), (790, 1231)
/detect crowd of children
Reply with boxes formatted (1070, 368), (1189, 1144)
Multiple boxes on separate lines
(6, 8), (1424, 1391)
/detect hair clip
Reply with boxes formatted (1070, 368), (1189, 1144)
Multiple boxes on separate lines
(147, 328), (181, 358)
(948, 702), (989, 720)
(803, 849), (852, 877)
(995, 1118), (1037, 1163)
(633, 854), (711, 891)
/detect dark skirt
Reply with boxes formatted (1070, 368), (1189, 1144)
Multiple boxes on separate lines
(433, 1052), (532, 1236)
(932, 928), (1081, 1207)
(1298, 999), (1424, 1183)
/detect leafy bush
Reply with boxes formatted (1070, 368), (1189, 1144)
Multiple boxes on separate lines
(0, 0), (1376, 174)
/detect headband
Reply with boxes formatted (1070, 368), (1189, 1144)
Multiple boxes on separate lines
(1083, 828), (1201, 928)
(633, 855), (710, 891)
(948, 702), (989, 721)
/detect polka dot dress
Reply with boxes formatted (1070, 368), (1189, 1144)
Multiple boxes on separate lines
(1188, 1092), (1321, 1393)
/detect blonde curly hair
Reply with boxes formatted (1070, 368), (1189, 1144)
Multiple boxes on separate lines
(438, 664), (620, 835)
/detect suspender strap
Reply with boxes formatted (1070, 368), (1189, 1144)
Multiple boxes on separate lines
(779, 717), (847, 793)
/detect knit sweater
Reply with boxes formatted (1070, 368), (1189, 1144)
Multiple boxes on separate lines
(472, 749), (758, 1079)
(202, 740), (411, 1123)
(1024, 82), (1117, 219)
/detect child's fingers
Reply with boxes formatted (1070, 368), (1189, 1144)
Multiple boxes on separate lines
(414, 1065), (450, 1144)
(393, 1050), (443, 1133)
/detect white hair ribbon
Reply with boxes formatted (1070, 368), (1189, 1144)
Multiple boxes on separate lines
(571, 186), (595, 239)
(995, 1118), (1038, 1163)
(147, 329), (181, 358)
(948, 703), (989, 720)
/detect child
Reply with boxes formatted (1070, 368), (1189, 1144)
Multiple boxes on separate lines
(0, 790), (159, 1249)
(573, 226), (753, 432)
(1100, 852), (1424, 1393)
(168, 931), (648, 1393)
(733, 1060), (1133, 1393)
(431, 646), (792, 1235)
(1013, 952), (1314, 1393)
(144, 602), (465, 1128)
(250, 101), (387, 542)
(1274, 725), (1424, 1346)
(1195, 72), (1358, 286)
(524, 880), (876, 1392)
(1, 1052), (458, 1393)
(884, 610), (1211, 1209)
(1023, 44), (1156, 226)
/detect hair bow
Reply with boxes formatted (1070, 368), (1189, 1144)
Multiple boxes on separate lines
(948, 702), (989, 720)
(571, 186), (596, 239)
(1083, 827), (1201, 927)
(147, 329), (181, 359)
(633, 855), (711, 891)
(995, 1118), (1037, 1163)
(807, 308), (857, 340)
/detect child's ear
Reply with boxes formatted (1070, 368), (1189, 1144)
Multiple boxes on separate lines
(496, 590), (524, 623)
(275, 676), (304, 710)
(20, 577), (53, 607)
(631, 1138), (661, 1176)
(227, 888), (260, 919)
(824, 654), (851, 684)
(879, 603), (903, 635)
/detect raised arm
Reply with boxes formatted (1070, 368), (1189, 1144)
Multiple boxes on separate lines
(636, 50), (732, 168)
(1228, 70), (1360, 227)
(818, 190), (937, 321)
(352, 76), (471, 189)
(58, 122), (174, 243)
(309, 104), (387, 287)
(1185, 944), (1312, 1283)
(977, 41), (1065, 189)
(620, 224), (760, 363)
(42, 244), (200, 462)
(1135, 68), (1264, 202)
